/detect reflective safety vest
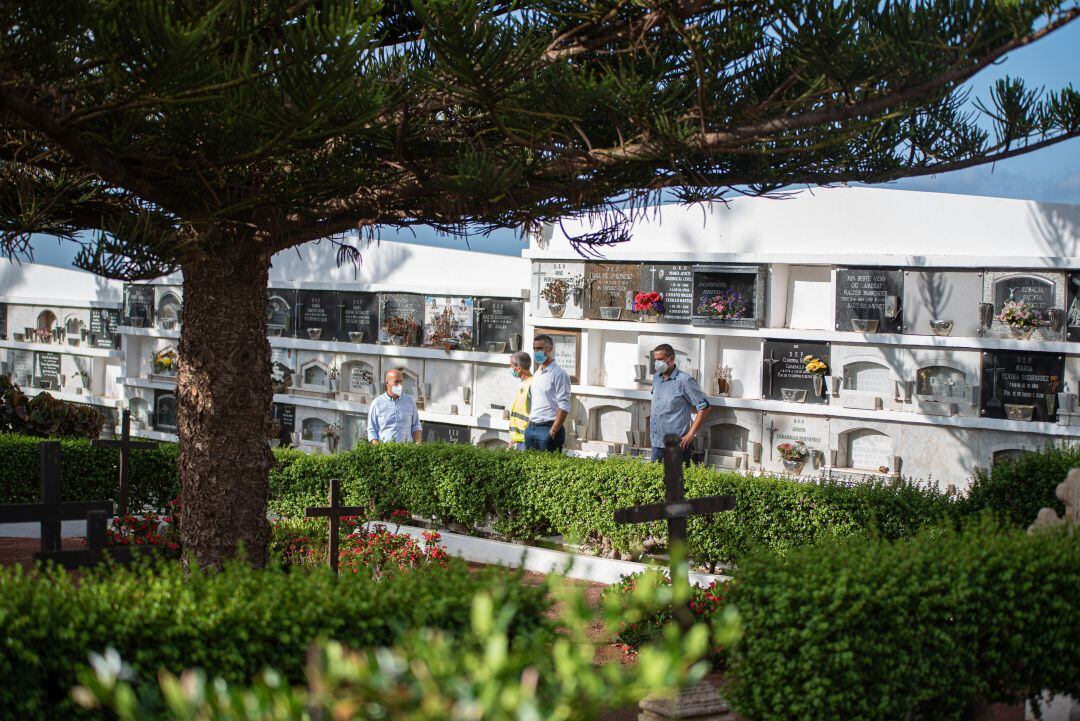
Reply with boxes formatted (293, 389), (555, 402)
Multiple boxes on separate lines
(509, 377), (532, 444)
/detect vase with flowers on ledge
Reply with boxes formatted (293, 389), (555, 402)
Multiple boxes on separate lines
(998, 299), (1041, 340)
(633, 291), (664, 322)
(777, 441), (809, 474)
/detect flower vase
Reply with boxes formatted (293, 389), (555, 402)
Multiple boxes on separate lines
(548, 302), (565, 318)
(639, 311), (660, 323)
(782, 459), (805, 474)
(1009, 325), (1034, 340)
(812, 374), (824, 398)
(1045, 393), (1057, 416)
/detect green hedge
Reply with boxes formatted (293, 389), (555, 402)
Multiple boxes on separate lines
(0, 434), (959, 564)
(0, 559), (551, 720)
(728, 521), (1080, 721)
(963, 442), (1080, 527)
(0, 433), (179, 510)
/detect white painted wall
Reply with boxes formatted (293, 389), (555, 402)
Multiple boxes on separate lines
(0, 259), (123, 306)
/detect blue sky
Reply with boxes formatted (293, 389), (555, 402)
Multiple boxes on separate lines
(26, 17), (1080, 266)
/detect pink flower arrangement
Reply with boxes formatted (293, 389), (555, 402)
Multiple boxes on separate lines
(696, 289), (747, 319)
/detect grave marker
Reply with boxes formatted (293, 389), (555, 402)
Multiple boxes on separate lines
(305, 478), (366, 574)
(475, 297), (524, 351)
(643, 263), (694, 323)
(0, 301), (7, 339)
(296, 289), (341, 341)
(89, 307), (122, 348)
(584, 262), (641, 320)
(339, 291), (380, 343)
(123, 284), (155, 326)
(34, 351), (61, 389)
(835, 267), (904, 333)
(980, 350), (1064, 422)
(761, 340), (830, 404)
(92, 409), (160, 517)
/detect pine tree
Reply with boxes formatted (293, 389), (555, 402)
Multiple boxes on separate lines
(2, 1), (1077, 567)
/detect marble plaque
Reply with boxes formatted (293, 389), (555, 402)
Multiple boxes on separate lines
(0, 302), (6, 339)
(8, 349), (33, 384)
(763, 413), (828, 469)
(846, 429), (894, 471)
(296, 290), (340, 341)
(835, 268), (903, 333)
(980, 350), (1064, 422)
(339, 292), (380, 343)
(266, 289), (296, 337)
(153, 390), (177, 430)
(691, 265), (765, 328)
(842, 360), (894, 395)
(643, 264), (694, 323)
(476, 297), (524, 351)
(762, 339), (829, 404)
(533, 261), (585, 319)
(584, 263), (641, 320)
(914, 364), (971, 401)
(157, 292), (182, 325)
(424, 422), (470, 444)
(124, 285), (155, 326)
(422, 296), (474, 348)
(35, 351), (61, 387)
(992, 273), (1056, 312)
(273, 402), (296, 433)
(901, 270), (984, 337)
(342, 360), (376, 395)
(379, 293), (425, 343)
(983, 270), (1066, 341)
(535, 327), (580, 382)
(89, 307), (122, 348)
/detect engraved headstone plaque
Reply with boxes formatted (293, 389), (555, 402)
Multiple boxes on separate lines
(123, 285), (155, 326)
(339, 292), (380, 343)
(0, 302), (6, 339)
(584, 263), (641, 320)
(379, 293), (425, 343)
(423, 422), (470, 444)
(153, 390), (177, 430)
(535, 328), (580, 382)
(691, 265), (765, 328)
(8, 349), (34, 385)
(273, 402), (296, 433)
(35, 351), (61, 388)
(980, 350), (1064, 422)
(761, 340), (830, 404)
(476, 297), (524, 351)
(643, 264), (694, 323)
(847, 430), (894, 471)
(89, 308), (122, 348)
(296, 290), (340, 341)
(1068, 272), (1080, 342)
(835, 268), (903, 333)
(992, 274), (1055, 313)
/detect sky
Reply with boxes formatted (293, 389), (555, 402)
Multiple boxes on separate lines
(24, 16), (1080, 267)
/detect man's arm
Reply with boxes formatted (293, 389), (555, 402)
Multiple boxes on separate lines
(368, 402), (381, 445)
(411, 402), (422, 443)
(680, 378), (712, 450)
(550, 370), (572, 436)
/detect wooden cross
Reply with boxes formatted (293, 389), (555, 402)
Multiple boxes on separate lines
(92, 409), (159, 516)
(34, 509), (152, 569)
(0, 441), (113, 553)
(614, 434), (736, 629)
(305, 478), (365, 574)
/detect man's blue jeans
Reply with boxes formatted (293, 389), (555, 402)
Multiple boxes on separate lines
(650, 445), (692, 466)
(524, 423), (565, 452)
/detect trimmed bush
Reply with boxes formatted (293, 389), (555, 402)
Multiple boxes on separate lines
(964, 442), (1080, 527)
(0, 559), (552, 720)
(1, 434), (958, 564)
(728, 521), (1080, 721)
(0, 433), (178, 509)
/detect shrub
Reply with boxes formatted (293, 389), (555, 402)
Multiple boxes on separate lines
(0, 434), (179, 510)
(964, 442), (1080, 526)
(728, 521), (1080, 721)
(0, 374), (105, 438)
(0, 558), (552, 720)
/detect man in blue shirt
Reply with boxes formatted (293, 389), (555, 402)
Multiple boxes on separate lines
(524, 334), (571, 452)
(649, 344), (710, 464)
(368, 368), (422, 444)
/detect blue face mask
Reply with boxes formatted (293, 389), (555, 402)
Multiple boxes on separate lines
(510, 368), (520, 378)
(533, 351), (547, 364)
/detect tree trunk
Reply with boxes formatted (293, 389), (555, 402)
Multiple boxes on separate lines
(178, 241), (273, 568)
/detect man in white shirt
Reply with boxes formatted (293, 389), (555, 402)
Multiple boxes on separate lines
(524, 334), (571, 452)
(367, 368), (422, 444)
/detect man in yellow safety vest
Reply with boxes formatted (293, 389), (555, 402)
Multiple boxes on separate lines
(508, 351), (533, 449)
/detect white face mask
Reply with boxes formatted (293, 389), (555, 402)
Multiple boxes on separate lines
(654, 359), (671, 375)
(390, 384), (404, 397)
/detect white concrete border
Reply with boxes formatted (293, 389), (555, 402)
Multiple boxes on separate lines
(365, 522), (728, 587)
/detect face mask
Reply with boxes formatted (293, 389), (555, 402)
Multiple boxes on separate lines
(510, 368), (520, 378)
(533, 351), (547, 364)
(390, 384), (403, 396)
(654, 360), (671, 375)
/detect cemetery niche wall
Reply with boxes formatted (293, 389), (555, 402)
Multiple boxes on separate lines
(476, 297), (524, 353)
(982, 270), (1067, 342)
(980, 350), (1065, 423)
(691, 265), (767, 328)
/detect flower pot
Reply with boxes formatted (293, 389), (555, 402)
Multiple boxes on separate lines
(1008, 325), (1034, 340)
(929, 319), (954, 336)
(850, 318), (879, 333)
(782, 459), (805, 474)
(160, 319), (177, 330)
(1005, 404), (1035, 421)
(599, 306), (622, 321)
(715, 377), (730, 396)
(812, 374), (824, 398)
(1045, 393), (1057, 416)
(268, 326), (283, 337)
(486, 341), (506, 353)
(307, 328), (322, 341)
(348, 331), (365, 343)
(131, 318), (144, 328)
(1058, 392), (1075, 413)
(638, 312), (660, 323)
(781, 388), (807, 403)
(547, 302), (565, 318)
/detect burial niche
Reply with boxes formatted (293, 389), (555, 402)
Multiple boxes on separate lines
(63, 314), (84, 339)
(129, 397), (151, 428)
(708, 422), (749, 454)
(340, 413), (368, 450)
(157, 292), (182, 329)
(841, 428), (895, 472)
(154, 392), (177, 431)
(842, 360), (893, 395)
(914, 365), (970, 401)
(266, 294), (293, 336)
(587, 404), (633, 445)
(992, 448), (1029, 466)
(341, 360), (376, 397)
(301, 417), (328, 442)
(300, 361), (330, 390)
(479, 437), (506, 450)
(36, 309), (57, 337)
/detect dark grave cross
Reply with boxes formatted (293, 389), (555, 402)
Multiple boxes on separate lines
(92, 409), (160, 516)
(614, 434), (736, 630)
(305, 478), (366, 574)
(762, 350), (780, 397)
(34, 509), (151, 569)
(0, 441), (113, 553)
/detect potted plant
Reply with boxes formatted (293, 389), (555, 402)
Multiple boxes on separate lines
(1046, 375), (1061, 416)
(322, 422), (342, 453)
(633, 291), (664, 322)
(383, 315), (420, 346)
(803, 354), (829, 397)
(598, 291), (623, 320)
(152, 349), (179, 376)
(998, 299), (1042, 339)
(540, 278), (571, 317)
(714, 364), (733, 397)
(328, 365), (339, 393)
(429, 305), (459, 350)
(777, 440), (809, 474)
(696, 288), (748, 320)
